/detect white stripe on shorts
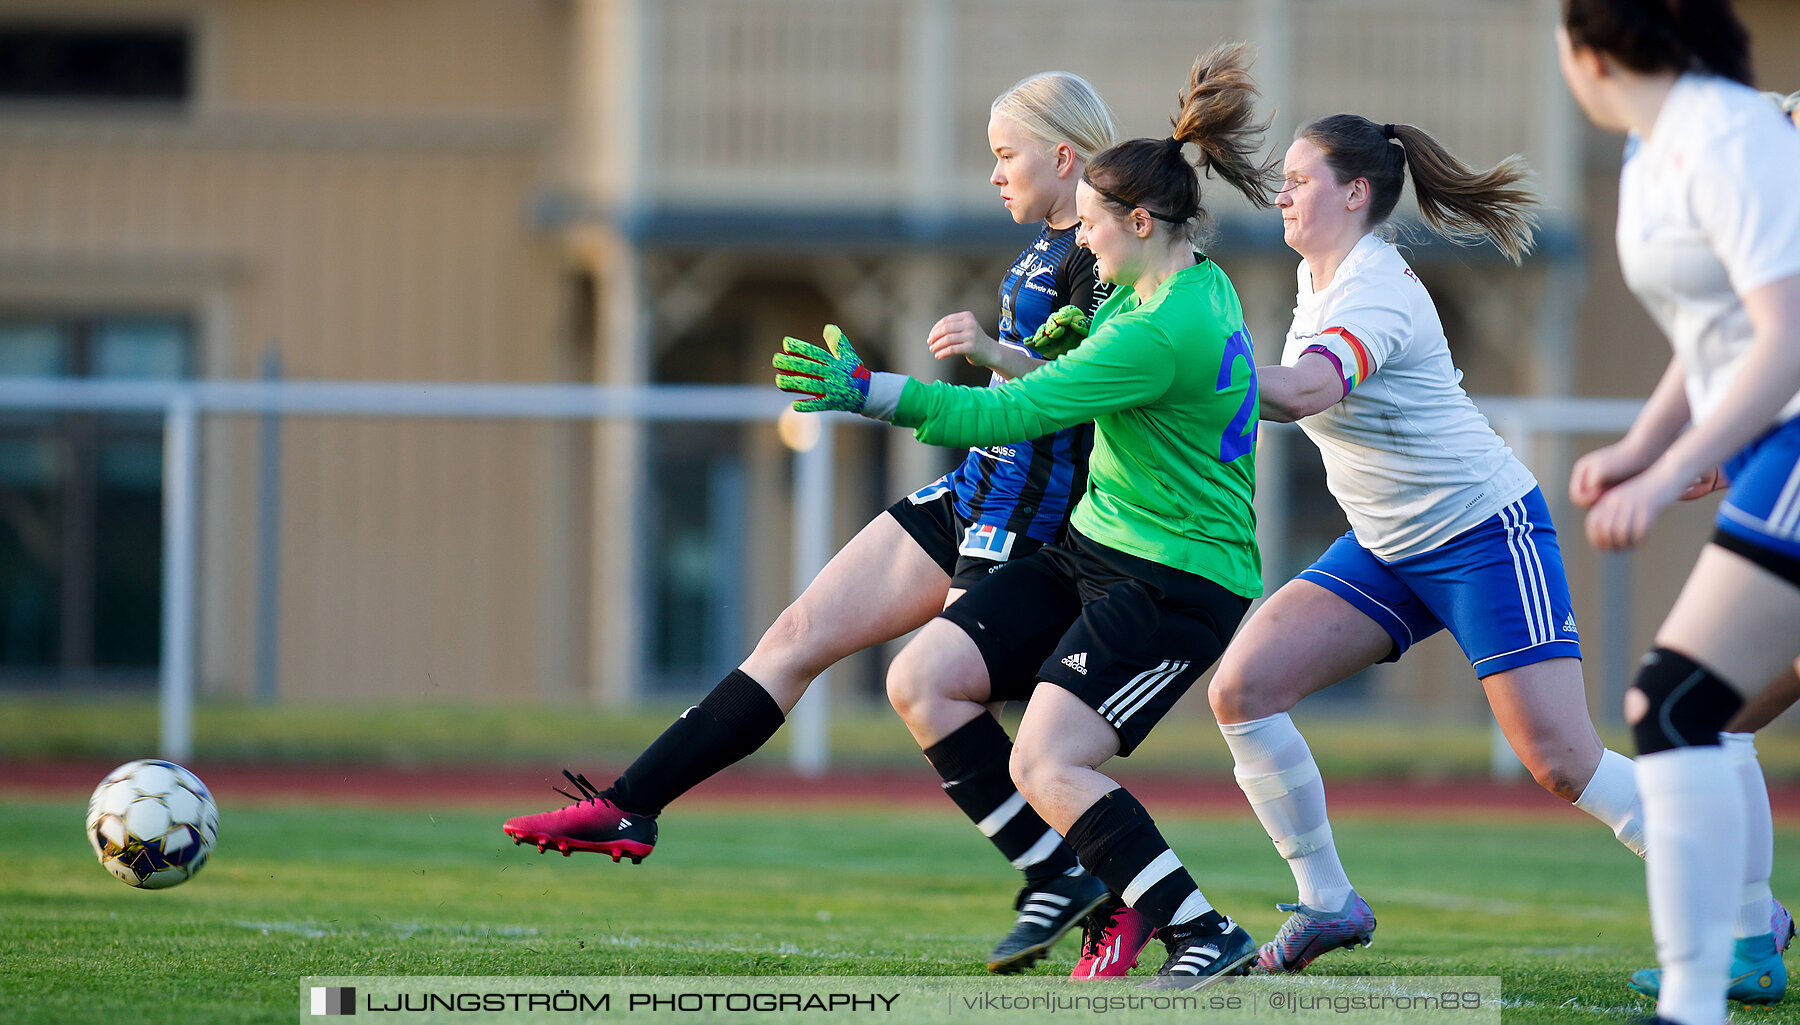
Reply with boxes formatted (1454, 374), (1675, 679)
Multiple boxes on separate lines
(1498, 502), (1542, 643)
(1302, 570), (1414, 645)
(1768, 461), (1800, 539)
(1098, 660), (1189, 730)
(1500, 501), (1553, 646)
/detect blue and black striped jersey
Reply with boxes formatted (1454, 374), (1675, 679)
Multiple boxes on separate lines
(943, 223), (1109, 542)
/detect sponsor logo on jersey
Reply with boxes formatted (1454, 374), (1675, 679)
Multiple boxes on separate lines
(907, 477), (953, 504)
(960, 524), (1017, 560)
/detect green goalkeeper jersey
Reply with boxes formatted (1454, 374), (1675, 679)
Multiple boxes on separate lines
(892, 256), (1261, 598)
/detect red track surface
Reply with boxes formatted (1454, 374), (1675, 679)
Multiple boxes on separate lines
(14, 759), (1800, 820)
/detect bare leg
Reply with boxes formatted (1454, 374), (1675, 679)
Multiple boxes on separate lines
(1480, 658), (1603, 802)
(1208, 580), (1393, 723)
(742, 512), (951, 712)
(1009, 683), (1122, 833)
(1018, 684), (1245, 959)
(886, 618), (996, 747)
(1726, 662), (1800, 733)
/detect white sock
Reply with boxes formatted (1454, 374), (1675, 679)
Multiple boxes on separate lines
(1219, 712), (1353, 911)
(1722, 732), (1776, 940)
(1639, 746), (1744, 1025)
(1573, 748), (1647, 856)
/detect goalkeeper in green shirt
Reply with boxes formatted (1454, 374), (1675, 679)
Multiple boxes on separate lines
(776, 43), (1272, 988)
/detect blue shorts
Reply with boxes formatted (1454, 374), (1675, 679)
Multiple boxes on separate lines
(1718, 418), (1800, 564)
(1297, 487), (1582, 676)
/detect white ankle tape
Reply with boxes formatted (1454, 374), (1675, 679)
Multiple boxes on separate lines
(1274, 823), (1334, 860)
(1234, 759), (1321, 803)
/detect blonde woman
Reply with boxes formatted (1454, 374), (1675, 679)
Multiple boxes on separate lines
(504, 75), (1117, 916)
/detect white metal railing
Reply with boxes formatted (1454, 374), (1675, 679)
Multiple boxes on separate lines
(0, 379), (1652, 774)
(0, 378), (852, 772)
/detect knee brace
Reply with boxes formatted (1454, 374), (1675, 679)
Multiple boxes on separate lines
(1628, 648), (1744, 755)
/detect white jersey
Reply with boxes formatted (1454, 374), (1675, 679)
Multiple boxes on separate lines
(1617, 73), (1800, 427)
(1283, 234), (1535, 560)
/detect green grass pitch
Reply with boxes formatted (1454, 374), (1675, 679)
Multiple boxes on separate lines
(7, 795), (1799, 1025)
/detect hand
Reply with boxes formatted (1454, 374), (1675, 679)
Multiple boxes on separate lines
(926, 311), (1006, 369)
(773, 325), (871, 413)
(1584, 465), (1683, 551)
(1027, 305), (1090, 361)
(1568, 440), (1654, 509)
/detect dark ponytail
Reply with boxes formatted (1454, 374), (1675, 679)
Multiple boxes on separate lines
(1299, 114), (1539, 264)
(1562, 0), (1753, 86)
(1082, 42), (1278, 243)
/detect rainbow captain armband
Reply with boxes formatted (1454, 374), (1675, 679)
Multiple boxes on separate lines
(1301, 326), (1374, 399)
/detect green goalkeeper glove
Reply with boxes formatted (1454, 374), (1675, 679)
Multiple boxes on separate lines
(774, 325), (872, 414)
(1028, 305), (1090, 361)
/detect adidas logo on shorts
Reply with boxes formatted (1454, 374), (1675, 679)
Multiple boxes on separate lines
(1061, 652), (1088, 675)
(1562, 614), (1578, 636)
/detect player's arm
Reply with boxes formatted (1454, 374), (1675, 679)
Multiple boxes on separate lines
(772, 317), (1167, 444)
(928, 245), (1108, 380)
(1257, 352), (1344, 422)
(1639, 274), (1800, 495)
(1583, 274), (1800, 550)
(1569, 355), (1691, 508)
(926, 312), (1043, 380)
(893, 316), (1165, 447)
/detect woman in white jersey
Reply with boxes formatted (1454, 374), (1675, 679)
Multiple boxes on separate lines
(1181, 114), (1653, 976)
(1615, 83), (1800, 1012)
(1557, 2), (1800, 1024)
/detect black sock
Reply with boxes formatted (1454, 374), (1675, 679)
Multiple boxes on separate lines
(922, 714), (1079, 885)
(604, 669), (785, 816)
(1064, 788), (1215, 931)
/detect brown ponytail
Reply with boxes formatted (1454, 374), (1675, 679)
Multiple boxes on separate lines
(1299, 114), (1539, 265)
(1083, 42), (1278, 242)
(1170, 42), (1281, 210)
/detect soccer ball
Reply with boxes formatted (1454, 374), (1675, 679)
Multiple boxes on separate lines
(85, 759), (219, 889)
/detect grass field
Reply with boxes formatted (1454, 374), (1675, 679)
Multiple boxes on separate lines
(8, 790), (1800, 1025)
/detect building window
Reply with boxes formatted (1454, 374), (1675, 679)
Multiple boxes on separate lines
(0, 314), (193, 686)
(643, 424), (745, 696)
(0, 25), (191, 105)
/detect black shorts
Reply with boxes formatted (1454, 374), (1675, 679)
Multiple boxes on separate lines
(938, 528), (1251, 756)
(886, 482), (1050, 590)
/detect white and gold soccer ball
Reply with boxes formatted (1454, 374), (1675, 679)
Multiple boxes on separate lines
(85, 759), (218, 889)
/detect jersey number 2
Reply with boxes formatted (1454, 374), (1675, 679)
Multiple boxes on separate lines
(1217, 327), (1258, 463)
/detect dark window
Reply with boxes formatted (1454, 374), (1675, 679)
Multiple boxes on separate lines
(0, 314), (193, 687)
(0, 25), (190, 104)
